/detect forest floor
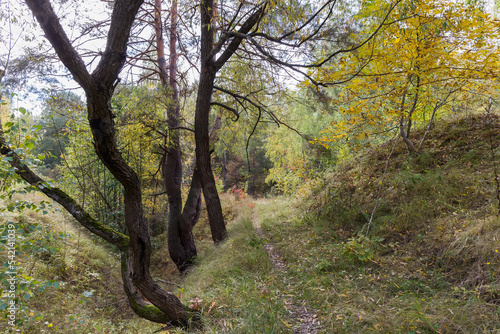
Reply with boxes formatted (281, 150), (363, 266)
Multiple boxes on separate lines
(252, 200), (320, 334)
(1, 112), (500, 333)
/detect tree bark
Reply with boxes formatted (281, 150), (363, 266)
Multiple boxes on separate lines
(0, 122), (189, 323)
(398, 91), (416, 153)
(121, 249), (184, 323)
(193, 1), (265, 243)
(406, 75), (420, 139)
(23, 0), (191, 324)
(155, 0), (198, 272)
(0, 125), (129, 250)
(195, 2), (265, 243)
(195, 0), (227, 243)
(87, 90), (191, 325)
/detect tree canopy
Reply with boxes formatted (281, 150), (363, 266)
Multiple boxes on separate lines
(311, 0), (500, 152)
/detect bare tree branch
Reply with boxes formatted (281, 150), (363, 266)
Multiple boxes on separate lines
(211, 101), (240, 121)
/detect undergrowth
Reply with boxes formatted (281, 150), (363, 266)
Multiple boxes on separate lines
(258, 113), (500, 333)
(0, 193), (159, 333)
(1, 113), (499, 333)
(170, 196), (297, 333)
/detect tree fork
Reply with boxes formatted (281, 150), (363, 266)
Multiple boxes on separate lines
(1, 121), (191, 324)
(194, 0), (226, 243)
(23, 0), (193, 324)
(155, 0), (199, 272)
(195, 0), (265, 243)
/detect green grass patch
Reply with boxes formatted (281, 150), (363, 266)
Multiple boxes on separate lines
(0, 194), (159, 333)
(176, 200), (295, 333)
(251, 114), (500, 333)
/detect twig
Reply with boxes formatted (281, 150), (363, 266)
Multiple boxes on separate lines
(157, 279), (182, 289)
(365, 134), (399, 236)
(152, 323), (173, 333)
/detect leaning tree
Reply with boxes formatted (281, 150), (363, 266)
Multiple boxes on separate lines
(0, 0), (399, 326)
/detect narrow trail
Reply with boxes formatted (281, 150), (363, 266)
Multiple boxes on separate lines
(252, 201), (321, 334)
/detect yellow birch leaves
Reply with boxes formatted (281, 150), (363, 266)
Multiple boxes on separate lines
(312, 0), (500, 149)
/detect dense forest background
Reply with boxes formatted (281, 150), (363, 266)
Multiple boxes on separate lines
(1, 0), (500, 332)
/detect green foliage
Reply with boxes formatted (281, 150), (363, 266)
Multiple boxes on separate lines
(33, 91), (83, 169)
(54, 84), (172, 233)
(340, 235), (383, 264)
(1, 104), (41, 157)
(57, 115), (126, 233)
(0, 219), (65, 329)
(0, 102), (47, 206)
(265, 91), (336, 195)
(0, 204), (159, 334)
(212, 61), (275, 194)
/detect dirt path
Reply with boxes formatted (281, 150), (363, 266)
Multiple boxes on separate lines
(252, 205), (321, 334)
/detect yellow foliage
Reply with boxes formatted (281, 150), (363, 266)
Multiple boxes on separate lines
(313, 0), (500, 148)
(0, 98), (10, 125)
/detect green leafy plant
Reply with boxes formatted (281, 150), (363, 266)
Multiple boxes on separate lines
(0, 220), (64, 328)
(340, 235), (383, 264)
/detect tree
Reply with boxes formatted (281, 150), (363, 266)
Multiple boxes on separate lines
(1, 0), (400, 326)
(53, 86), (168, 235)
(152, 0), (205, 272)
(33, 92), (83, 169)
(312, 0), (500, 153)
(265, 90), (335, 194)
(1, 0), (190, 325)
(193, 0), (374, 239)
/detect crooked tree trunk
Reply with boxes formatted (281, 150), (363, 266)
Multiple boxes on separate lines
(155, 0), (199, 272)
(196, 0), (227, 244)
(20, 0), (265, 322)
(23, 0), (191, 324)
(0, 120), (189, 324)
(121, 249), (185, 323)
(194, 0), (264, 243)
(156, 0), (224, 270)
(399, 115), (416, 153)
(398, 91), (416, 153)
(87, 93), (190, 324)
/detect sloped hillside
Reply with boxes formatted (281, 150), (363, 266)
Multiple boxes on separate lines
(256, 113), (500, 333)
(0, 195), (161, 333)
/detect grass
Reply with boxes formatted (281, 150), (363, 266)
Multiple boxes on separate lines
(256, 204), (500, 332)
(255, 113), (500, 333)
(172, 196), (296, 333)
(0, 193), (159, 333)
(0, 191), (297, 334)
(2, 112), (500, 333)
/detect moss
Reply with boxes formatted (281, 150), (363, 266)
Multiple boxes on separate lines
(128, 300), (173, 324)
